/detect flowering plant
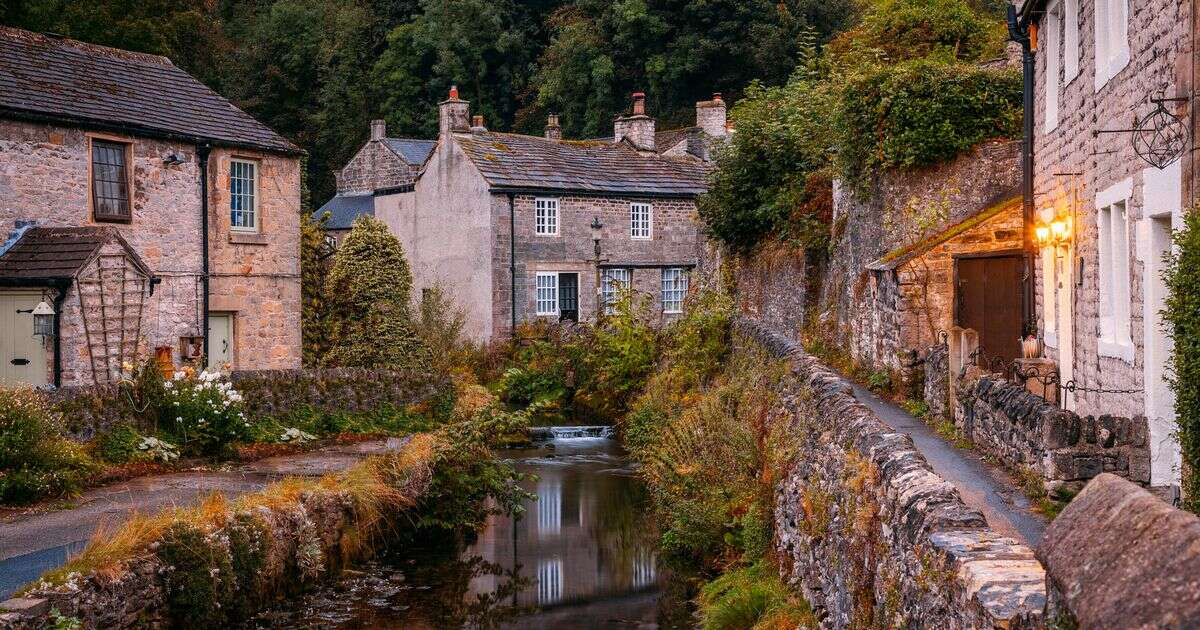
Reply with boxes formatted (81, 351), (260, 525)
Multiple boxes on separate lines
(137, 436), (180, 463)
(279, 427), (317, 444)
(161, 369), (250, 455)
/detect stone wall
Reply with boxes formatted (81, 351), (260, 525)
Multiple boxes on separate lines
(732, 242), (808, 342)
(735, 318), (1046, 629)
(334, 139), (418, 194)
(1038, 473), (1200, 628)
(923, 342), (950, 422)
(954, 375), (1150, 490)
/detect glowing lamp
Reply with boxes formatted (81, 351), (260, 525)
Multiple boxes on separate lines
(1051, 219), (1069, 241)
(32, 301), (55, 337)
(1035, 225), (1051, 245)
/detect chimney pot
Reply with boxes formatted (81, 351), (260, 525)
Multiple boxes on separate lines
(631, 92), (646, 116)
(370, 119), (386, 141)
(471, 115), (486, 130)
(439, 88), (470, 136)
(614, 92), (655, 151)
(713, 92), (722, 102)
(449, 85), (459, 100)
(545, 114), (562, 140)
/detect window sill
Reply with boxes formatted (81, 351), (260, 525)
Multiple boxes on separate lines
(229, 232), (268, 245)
(534, 232), (559, 238)
(662, 310), (683, 315)
(1098, 338), (1134, 364)
(631, 236), (652, 241)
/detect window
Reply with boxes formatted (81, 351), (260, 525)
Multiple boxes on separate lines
(602, 268), (631, 314)
(536, 272), (559, 316)
(1063, 0), (1080, 82)
(230, 159), (258, 232)
(535, 198), (558, 236)
(631, 202), (652, 239)
(91, 139), (131, 221)
(661, 268), (687, 313)
(1094, 0), (1129, 91)
(1097, 180), (1133, 361)
(1040, 244), (1057, 347)
(1043, 3), (1061, 132)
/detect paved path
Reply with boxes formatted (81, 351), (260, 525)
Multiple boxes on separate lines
(850, 384), (1047, 545)
(0, 438), (407, 598)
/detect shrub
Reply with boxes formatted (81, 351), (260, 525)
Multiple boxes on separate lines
(324, 216), (427, 369)
(160, 369), (250, 456)
(157, 521), (236, 628)
(1165, 209), (1200, 513)
(575, 291), (659, 422)
(95, 423), (144, 464)
(0, 389), (97, 504)
(697, 561), (816, 630)
(414, 283), (470, 373)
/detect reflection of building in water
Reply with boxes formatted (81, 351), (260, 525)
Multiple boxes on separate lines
(466, 455), (659, 610)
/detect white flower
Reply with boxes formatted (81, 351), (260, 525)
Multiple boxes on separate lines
(175, 416), (183, 423)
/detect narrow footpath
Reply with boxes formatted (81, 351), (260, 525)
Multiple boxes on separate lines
(850, 384), (1047, 545)
(0, 437), (408, 599)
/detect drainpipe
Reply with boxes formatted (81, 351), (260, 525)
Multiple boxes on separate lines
(508, 193), (517, 335)
(52, 280), (68, 388)
(197, 143), (212, 367)
(1009, 4), (1037, 329)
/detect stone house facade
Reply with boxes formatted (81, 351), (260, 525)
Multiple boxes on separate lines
(0, 27), (302, 386)
(1021, 0), (1189, 491)
(321, 90), (722, 342)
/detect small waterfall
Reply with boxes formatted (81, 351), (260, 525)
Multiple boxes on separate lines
(528, 425), (615, 441)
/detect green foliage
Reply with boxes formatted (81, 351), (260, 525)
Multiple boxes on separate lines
(157, 521), (236, 629)
(414, 284), (470, 374)
(1165, 209), (1200, 513)
(325, 216), (427, 369)
(159, 370), (250, 456)
(95, 423), (144, 464)
(826, 0), (1005, 65)
(697, 560), (816, 630)
(0, 389), (97, 504)
(301, 212), (333, 367)
(253, 404), (437, 442)
(47, 609), (82, 630)
(575, 291), (660, 422)
(226, 512), (272, 618)
(900, 398), (929, 419)
(836, 59), (1021, 188)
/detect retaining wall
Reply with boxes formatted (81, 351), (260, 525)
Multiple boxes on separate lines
(736, 318), (1046, 629)
(955, 375), (1150, 490)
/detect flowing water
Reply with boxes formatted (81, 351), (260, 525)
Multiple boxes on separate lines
(246, 428), (694, 629)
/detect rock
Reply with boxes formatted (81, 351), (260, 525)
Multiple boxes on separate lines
(0, 598), (49, 617)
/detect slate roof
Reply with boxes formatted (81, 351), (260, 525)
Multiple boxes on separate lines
(315, 193), (375, 230)
(454, 131), (710, 197)
(865, 191), (1022, 272)
(0, 26), (299, 154)
(383, 138), (437, 165)
(0, 226), (150, 281)
(655, 127), (696, 152)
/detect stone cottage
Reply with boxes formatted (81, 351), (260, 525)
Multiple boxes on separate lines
(0, 26), (303, 386)
(320, 89), (723, 341)
(1018, 0), (1190, 492)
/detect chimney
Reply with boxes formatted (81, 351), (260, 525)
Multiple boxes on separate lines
(544, 114), (562, 140)
(471, 115), (486, 132)
(696, 93), (727, 137)
(370, 119), (387, 141)
(613, 92), (656, 152)
(439, 85), (470, 137)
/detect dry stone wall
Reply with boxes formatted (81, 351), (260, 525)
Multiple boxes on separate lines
(955, 375), (1150, 489)
(736, 318), (1046, 629)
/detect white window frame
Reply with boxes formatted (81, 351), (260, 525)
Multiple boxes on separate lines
(1040, 226), (1058, 348)
(535, 197), (559, 236)
(229, 158), (259, 233)
(661, 267), (687, 314)
(535, 272), (559, 316)
(630, 202), (652, 239)
(601, 268), (631, 314)
(1096, 178), (1134, 362)
(1093, 0), (1129, 91)
(1043, 3), (1061, 132)
(1063, 0), (1080, 82)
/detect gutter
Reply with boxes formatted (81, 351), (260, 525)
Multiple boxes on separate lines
(197, 143), (212, 367)
(508, 193), (517, 334)
(489, 186), (701, 200)
(52, 280), (68, 388)
(1008, 3), (1038, 329)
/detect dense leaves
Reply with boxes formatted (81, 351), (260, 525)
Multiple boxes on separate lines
(1165, 210), (1200, 513)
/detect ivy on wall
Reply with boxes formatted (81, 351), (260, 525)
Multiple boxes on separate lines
(1165, 210), (1200, 512)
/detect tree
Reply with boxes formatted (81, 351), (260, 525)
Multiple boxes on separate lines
(300, 213), (333, 367)
(1165, 210), (1200, 512)
(324, 216), (426, 368)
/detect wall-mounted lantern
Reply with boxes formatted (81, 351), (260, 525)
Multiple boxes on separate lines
(32, 301), (55, 337)
(1034, 216), (1072, 249)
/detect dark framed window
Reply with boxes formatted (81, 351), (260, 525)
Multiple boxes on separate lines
(91, 139), (131, 221)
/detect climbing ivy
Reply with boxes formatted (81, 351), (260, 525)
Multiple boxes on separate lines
(1165, 210), (1200, 512)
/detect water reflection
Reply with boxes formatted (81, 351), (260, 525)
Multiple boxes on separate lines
(247, 433), (677, 629)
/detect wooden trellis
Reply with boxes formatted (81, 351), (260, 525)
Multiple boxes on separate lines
(75, 252), (149, 385)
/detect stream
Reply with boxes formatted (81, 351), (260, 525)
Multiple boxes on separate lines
(245, 426), (695, 629)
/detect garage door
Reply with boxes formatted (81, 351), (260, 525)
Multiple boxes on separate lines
(0, 292), (49, 386)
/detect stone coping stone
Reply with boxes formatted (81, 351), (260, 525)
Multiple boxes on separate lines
(1038, 473), (1200, 629)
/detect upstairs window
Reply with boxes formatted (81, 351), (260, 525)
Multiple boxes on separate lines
(230, 159), (258, 232)
(631, 202), (652, 239)
(602, 268), (631, 314)
(1063, 0), (1080, 82)
(1043, 2), (1061, 132)
(661, 267), (687, 313)
(1094, 0), (1129, 90)
(91, 139), (131, 222)
(535, 198), (558, 236)
(1097, 180), (1133, 361)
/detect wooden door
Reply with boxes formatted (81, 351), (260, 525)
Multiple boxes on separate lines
(558, 273), (578, 322)
(0, 292), (48, 386)
(955, 254), (1024, 365)
(207, 314), (233, 370)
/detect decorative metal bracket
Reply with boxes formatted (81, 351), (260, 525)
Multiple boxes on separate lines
(1094, 95), (1190, 169)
